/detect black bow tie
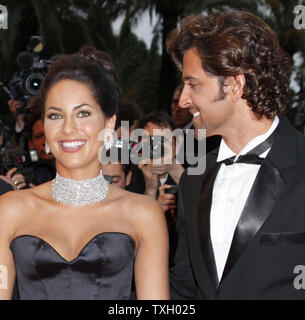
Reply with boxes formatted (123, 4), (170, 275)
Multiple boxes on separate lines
(219, 129), (277, 166)
(221, 153), (264, 166)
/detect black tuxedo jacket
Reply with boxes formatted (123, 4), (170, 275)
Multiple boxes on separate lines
(0, 179), (13, 195)
(170, 117), (305, 299)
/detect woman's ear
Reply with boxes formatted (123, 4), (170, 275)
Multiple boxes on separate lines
(105, 115), (117, 131)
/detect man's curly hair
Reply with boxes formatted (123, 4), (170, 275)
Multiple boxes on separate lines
(166, 11), (292, 119)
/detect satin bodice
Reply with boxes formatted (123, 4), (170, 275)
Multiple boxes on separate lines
(10, 232), (135, 300)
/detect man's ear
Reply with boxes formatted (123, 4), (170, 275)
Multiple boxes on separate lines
(230, 74), (245, 102)
(225, 75), (245, 102)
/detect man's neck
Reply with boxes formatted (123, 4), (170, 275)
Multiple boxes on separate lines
(221, 115), (275, 154)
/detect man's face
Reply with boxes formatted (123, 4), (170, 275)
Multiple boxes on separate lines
(179, 48), (234, 137)
(101, 163), (131, 189)
(31, 119), (54, 160)
(143, 122), (174, 175)
(171, 89), (192, 128)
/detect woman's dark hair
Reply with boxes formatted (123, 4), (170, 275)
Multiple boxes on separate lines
(78, 45), (120, 94)
(166, 11), (292, 119)
(40, 54), (119, 119)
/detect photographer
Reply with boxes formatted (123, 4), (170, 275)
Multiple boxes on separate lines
(138, 111), (184, 267)
(0, 119), (13, 152)
(25, 98), (55, 186)
(0, 121), (27, 191)
(0, 168), (27, 192)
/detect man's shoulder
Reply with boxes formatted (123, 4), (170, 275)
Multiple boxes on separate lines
(180, 147), (218, 186)
(0, 179), (13, 195)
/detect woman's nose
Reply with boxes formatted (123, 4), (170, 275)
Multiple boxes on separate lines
(62, 117), (77, 135)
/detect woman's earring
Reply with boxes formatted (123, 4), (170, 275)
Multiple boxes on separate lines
(45, 141), (51, 154)
(104, 133), (114, 150)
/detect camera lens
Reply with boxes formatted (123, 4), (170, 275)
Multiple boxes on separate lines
(149, 136), (165, 159)
(23, 73), (45, 96)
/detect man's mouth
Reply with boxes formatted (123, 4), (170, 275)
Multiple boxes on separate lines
(192, 111), (200, 118)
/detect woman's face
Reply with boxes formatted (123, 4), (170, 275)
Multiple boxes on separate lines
(44, 79), (115, 175)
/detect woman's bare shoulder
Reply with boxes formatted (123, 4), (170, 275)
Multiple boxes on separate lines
(110, 187), (165, 228)
(109, 186), (162, 214)
(0, 189), (31, 218)
(0, 190), (28, 238)
(0, 182), (52, 239)
(0, 182), (50, 221)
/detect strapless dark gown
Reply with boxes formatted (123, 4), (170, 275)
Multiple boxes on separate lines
(10, 232), (135, 300)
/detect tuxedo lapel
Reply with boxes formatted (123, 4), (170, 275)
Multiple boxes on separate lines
(220, 158), (285, 281)
(220, 117), (296, 283)
(197, 160), (220, 289)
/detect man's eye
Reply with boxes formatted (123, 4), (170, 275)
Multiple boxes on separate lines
(47, 113), (62, 120)
(78, 111), (91, 118)
(112, 176), (121, 183)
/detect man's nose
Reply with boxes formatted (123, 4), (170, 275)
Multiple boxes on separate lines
(178, 88), (191, 109)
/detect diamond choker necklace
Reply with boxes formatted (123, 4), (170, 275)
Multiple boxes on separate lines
(51, 170), (109, 206)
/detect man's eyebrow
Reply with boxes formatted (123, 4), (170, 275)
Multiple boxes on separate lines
(46, 104), (94, 111)
(183, 75), (199, 82)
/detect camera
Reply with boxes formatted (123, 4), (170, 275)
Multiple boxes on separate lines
(112, 136), (165, 159)
(103, 136), (165, 166)
(147, 136), (165, 159)
(128, 136), (165, 161)
(0, 148), (38, 180)
(8, 36), (52, 100)
(165, 185), (178, 195)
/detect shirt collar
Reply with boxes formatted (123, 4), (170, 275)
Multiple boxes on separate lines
(159, 173), (169, 186)
(217, 116), (279, 163)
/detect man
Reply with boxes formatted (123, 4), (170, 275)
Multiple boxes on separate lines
(101, 155), (132, 190)
(25, 98), (56, 186)
(138, 111), (184, 267)
(171, 84), (193, 130)
(167, 11), (305, 299)
(171, 84), (220, 167)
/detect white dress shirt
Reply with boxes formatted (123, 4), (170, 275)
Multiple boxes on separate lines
(210, 116), (279, 280)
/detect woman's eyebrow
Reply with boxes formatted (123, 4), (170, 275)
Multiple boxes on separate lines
(46, 104), (94, 112)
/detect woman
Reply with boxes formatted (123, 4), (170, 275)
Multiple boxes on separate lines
(0, 54), (169, 300)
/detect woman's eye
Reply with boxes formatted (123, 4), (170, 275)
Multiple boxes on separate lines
(78, 111), (91, 118)
(47, 113), (62, 120)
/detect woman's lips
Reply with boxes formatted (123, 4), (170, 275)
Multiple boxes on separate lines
(58, 140), (86, 153)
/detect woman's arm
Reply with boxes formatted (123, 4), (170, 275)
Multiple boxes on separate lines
(133, 198), (169, 300)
